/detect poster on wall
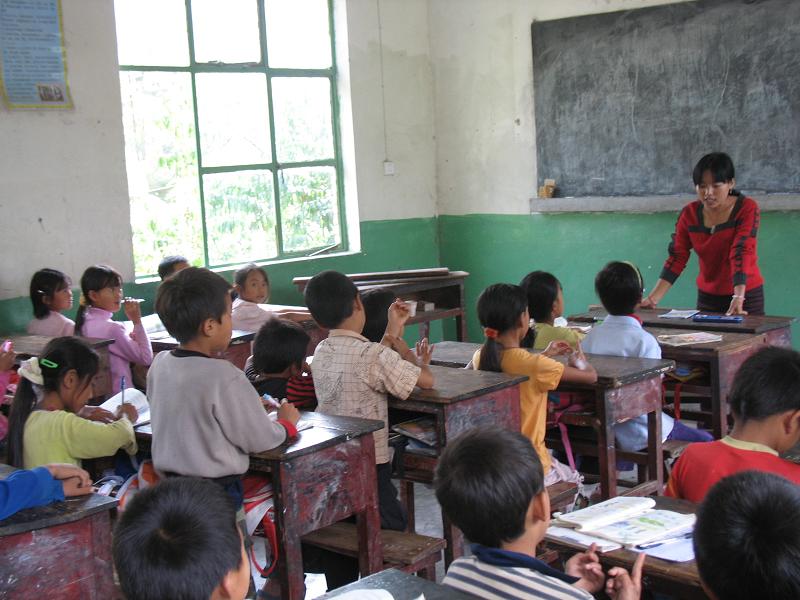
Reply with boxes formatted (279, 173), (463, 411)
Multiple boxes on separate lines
(0, 0), (72, 109)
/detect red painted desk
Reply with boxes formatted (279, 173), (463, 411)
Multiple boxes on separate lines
(136, 412), (383, 600)
(149, 329), (255, 370)
(320, 568), (477, 599)
(430, 342), (675, 499)
(0, 464), (118, 599)
(389, 364), (526, 566)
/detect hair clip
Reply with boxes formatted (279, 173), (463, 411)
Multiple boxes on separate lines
(484, 327), (499, 339)
(39, 358), (59, 369)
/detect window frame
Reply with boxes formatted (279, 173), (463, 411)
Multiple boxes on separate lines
(119, 0), (347, 277)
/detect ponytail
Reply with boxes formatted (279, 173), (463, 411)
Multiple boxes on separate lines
(475, 283), (529, 373)
(7, 337), (99, 468)
(75, 265), (123, 335)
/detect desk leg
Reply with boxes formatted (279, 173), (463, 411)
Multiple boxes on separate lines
(647, 407), (664, 493)
(599, 394), (617, 499)
(443, 510), (464, 568)
(272, 462), (307, 600)
(355, 437), (383, 577)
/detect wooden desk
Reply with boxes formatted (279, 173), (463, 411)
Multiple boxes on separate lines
(294, 268), (470, 341)
(569, 306), (794, 347)
(320, 568), (478, 599)
(429, 342), (675, 500)
(389, 364), (526, 566)
(648, 328), (767, 438)
(0, 464), (118, 599)
(7, 334), (115, 400)
(149, 329), (255, 370)
(136, 412), (384, 600)
(544, 497), (705, 600)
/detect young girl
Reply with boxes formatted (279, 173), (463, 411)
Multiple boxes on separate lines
(474, 283), (597, 486)
(520, 271), (585, 351)
(74, 265), (152, 392)
(7, 337), (138, 469)
(231, 263), (310, 332)
(27, 269), (75, 336)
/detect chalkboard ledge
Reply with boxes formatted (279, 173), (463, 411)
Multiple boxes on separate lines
(530, 193), (800, 214)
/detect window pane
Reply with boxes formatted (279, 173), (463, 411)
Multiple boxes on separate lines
(115, 0), (189, 66)
(265, 0), (332, 68)
(272, 78), (333, 162)
(279, 167), (339, 252)
(195, 73), (272, 167)
(191, 0), (261, 64)
(204, 171), (277, 265)
(120, 72), (202, 276)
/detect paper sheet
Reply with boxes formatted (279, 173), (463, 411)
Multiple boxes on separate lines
(643, 537), (695, 562)
(100, 388), (150, 426)
(658, 309), (700, 319)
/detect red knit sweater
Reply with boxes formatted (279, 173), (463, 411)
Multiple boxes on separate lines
(660, 194), (763, 295)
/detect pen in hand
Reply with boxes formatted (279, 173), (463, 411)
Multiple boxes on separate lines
(636, 532), (692, 550)
(120, 376), (126, 406)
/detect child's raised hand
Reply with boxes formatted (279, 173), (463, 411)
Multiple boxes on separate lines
(566, 543), (606, 593)
(415, 338), (434, 365)
(123, 299), (142, 324)
(568, 342), (589, 369)
(386, 299), (411, 336)
(278, 400), (300, 426)
(541, 340), (572, 357)
(117, 403), (139, 423)
(0, 340), (15, 372)
(605, 552), (645, 600)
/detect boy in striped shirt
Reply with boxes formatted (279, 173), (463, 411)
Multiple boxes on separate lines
(435, 428), (642, 600)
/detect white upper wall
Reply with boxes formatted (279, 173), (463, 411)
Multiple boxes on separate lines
(0, 0), (437, 299)
(429, 0), (691, 216)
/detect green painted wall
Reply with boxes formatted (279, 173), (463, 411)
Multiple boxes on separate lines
(438, 213), (799, 346)
(0, 218), (442, 341)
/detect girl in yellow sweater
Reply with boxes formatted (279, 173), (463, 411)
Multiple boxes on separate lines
(7, 337), (138, 469)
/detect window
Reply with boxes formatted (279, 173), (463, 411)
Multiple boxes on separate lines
(116, 0), (346, 278)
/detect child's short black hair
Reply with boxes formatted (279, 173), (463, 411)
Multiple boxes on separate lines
(304, 270), (358, 329)
(728, 346), (800, 422)
(252, 318), (310, 374)
(694, 471), (800, 600)
(520, 270), (561, 323)
(155, 267), (231, 344)
(157, 255), (189, 280)
(29, 268), (71, 319)
(360, 288), (395, 343)
(113, 477), (243, 600)
(594, 261), (644, 315)
(434, 427), (544, 548)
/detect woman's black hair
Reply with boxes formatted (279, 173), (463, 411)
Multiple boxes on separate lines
(361, 289), (395, 343)
(29, 268), (71, 319)
(693, 152), (738, 195)
(231, 263), (270, 301)
(74, 265), (122, 335)
(476, 283), (528, 373)
(7, 337), (99, 467)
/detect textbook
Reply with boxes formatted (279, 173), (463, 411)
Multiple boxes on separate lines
(552, 496), (695, 547)
(391, 418), (438, 447)
(657, 332), (723, 346)
(100, 388), (150, 427)
(658, 309), (699, 319)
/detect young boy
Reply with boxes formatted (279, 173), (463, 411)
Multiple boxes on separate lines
(245, 318), (317, 410)
(113, 477), (251, 600)
(581, 261), (710, 452)
(694, 470), (800, 600)
(434, 427), (641, 600)
(666, 346), (800, 502)
(157, 255), (190, 280)
(305, 270), (434, 531)
(148, 267), (299, 515)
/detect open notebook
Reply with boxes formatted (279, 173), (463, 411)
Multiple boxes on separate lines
(549, 496), (695, 548)
(100, 388), (151, 427)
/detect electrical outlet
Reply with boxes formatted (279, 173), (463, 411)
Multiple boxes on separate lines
(383, 160), (395, 176)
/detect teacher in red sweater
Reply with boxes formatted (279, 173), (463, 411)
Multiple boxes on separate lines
(642, 152), (764, 315)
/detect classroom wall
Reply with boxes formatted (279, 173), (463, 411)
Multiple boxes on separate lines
(0, 0), (439, 333)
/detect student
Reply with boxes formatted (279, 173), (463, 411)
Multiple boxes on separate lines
(113, 477), (251, 600)
(231, 263), (310, 332)
(520, 271), (584, 350)
(148, 267), (299, 511)
(27, 268), (75, 336)
(305, 270), (433, 532)
(74, 265), (153, 392)
(694, 471), (800, 600)
(0, 464), (92, 520)
(473, 283), (596, 485)
(244, 318), (317, 410)
(7, 337), (138, 469)
(435, 427), (642, 600)
(581, 261), (711, 452)
(666, 347), (800, 502)
(157, 255), (190, 280)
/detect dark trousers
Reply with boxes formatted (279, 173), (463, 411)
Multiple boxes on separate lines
(697, 285), (764, 315)
(303, 462), (407, 590)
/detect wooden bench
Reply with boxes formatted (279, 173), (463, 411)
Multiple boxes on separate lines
(302, 522), (446, 581)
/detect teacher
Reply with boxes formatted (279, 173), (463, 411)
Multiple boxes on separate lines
(642, 152), (764, 316)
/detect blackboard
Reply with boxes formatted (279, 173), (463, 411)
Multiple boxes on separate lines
(532, 0), (800, 197)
